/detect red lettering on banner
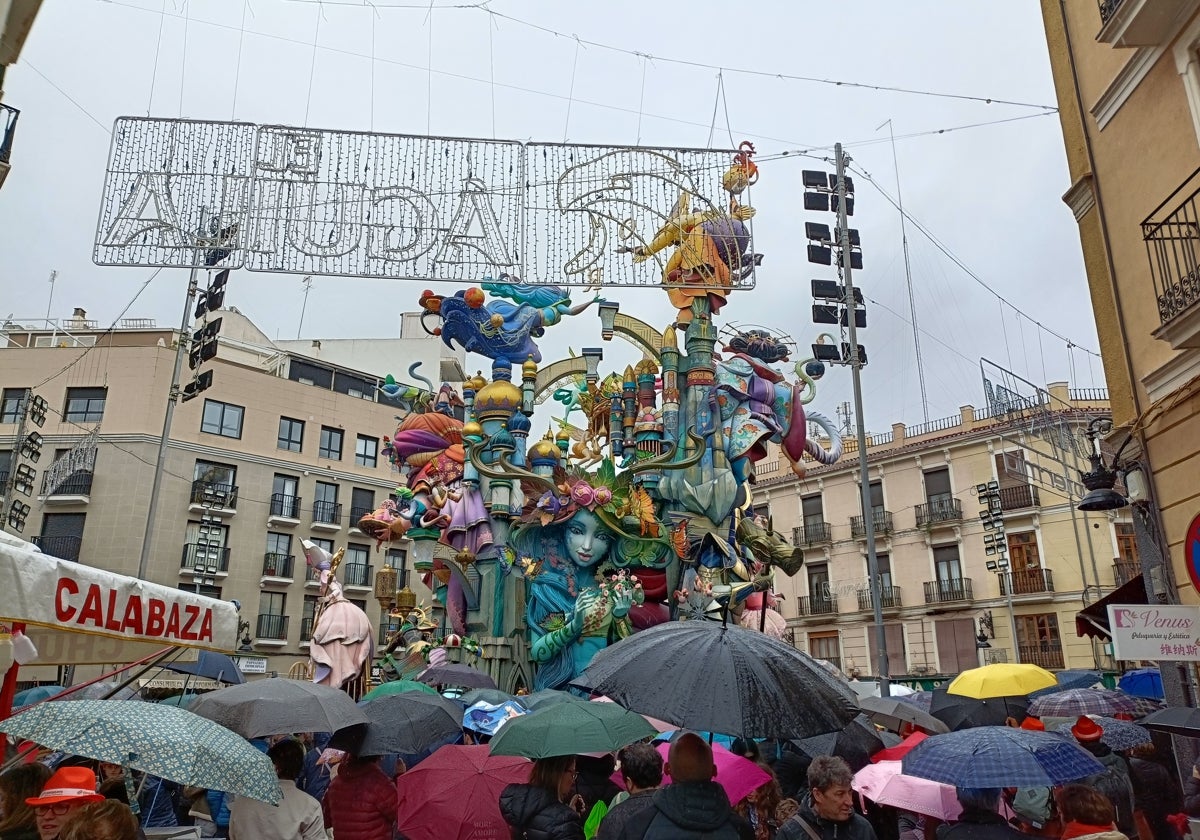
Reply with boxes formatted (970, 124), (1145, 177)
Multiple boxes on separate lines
(56, 577), (79, 621)
(104, 589), (123, 632)
(147, 599), (165, 636)
(199, 609), (213, 642)
(181, 605), (200, 641)
(79, 584), (103, 627)
(121, 596), (144, 635)
(165, 604), (181, 638)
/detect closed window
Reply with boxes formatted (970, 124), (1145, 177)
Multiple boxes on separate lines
(802, 494), (824, 527)
(809, 631), (841, 669)
(278, 417), (304, 452)
(0, 450), (10, 481)
(924, 467), (952, 504)
(871, 553), (893, 591)
(351, 487), (375, 521)
(319, 426), (343, 460)
(259, 591), (286, 616)
(315, 481), (338, 506)
(807, 564), (830, 602)
(266, 532), (292, 556)
(355, 435), (378, 468)
(934, 545), (962, 582)
(201, 400), (244, 439)
(64, 387), (106, 423)
(1007, 532), (1041, 571)
(37, 512), (85, 562)
(0, 389), (25, 423)
(1116, 523), (1139, 565)
(868, 480), (884, 514)
(179, 583), (222, 599)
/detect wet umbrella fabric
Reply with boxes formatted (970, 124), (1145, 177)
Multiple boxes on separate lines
(418, 662), (497, 690)
(858, 696), (949, 735)
(1028, 688), (1139, 718)
(902, 727), (1104, 788)
(12, 685), (64, 708)
(1029, 669), (1105, 698)
(460, 688), (519, 707)
(161, 650), (245, 685)
(581, 620), (858, 739)
(189, 677), (369, 739)
(361, 680), (439, 701)
(1050, 716), (1151, 751)
(1119, 668), (1165, 700)
(895, 691), (933, 713)
(329, 692), (463, 755)
(854, 760), (962, 821)
(790, 715), (888, 772)
(871, 731), (929, 764)
(1139, 706), (1200, 737)
(395, 744), (531, 840)
(929, 688), (1028, 731)
(520, 689), (582, 711)
(488, 700), (655, 759)
(946, 664), (1057, 699)
(0, 699), (281, 803)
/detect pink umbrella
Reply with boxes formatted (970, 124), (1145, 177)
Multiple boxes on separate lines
(611, 742), (771, 806)
(591, 695), (675, 733)
(853, 760), (962, 821)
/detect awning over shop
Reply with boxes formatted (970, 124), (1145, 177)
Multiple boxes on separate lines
(1076, 574), (1148, 640)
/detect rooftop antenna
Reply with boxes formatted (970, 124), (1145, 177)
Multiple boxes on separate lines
(45, 269), (57, 325)
(297, 275), (313, 339)
(878, 118), (929, 423)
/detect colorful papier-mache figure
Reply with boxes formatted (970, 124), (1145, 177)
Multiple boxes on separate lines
(302, 539), (374, 695)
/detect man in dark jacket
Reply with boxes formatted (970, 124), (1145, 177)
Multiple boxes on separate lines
(615, 733), (753, 839)
(777, 756), (876, 840)
(597, 743), (663, 840)
(1129, 744), (1182, 840)
(937, 788), (1025, 839)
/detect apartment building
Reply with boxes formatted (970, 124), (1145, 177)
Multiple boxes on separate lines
(756, 384), (1131, 681)
(0, 307), (463, 675)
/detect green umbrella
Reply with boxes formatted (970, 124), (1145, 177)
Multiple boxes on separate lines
(361, 680), (439, 702)
(520, 689), (584, 711)
(489, 698), (655, 759)
(0, 699), (281, 803)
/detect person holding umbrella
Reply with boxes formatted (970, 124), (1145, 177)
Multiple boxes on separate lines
(499, 755), (586, 840)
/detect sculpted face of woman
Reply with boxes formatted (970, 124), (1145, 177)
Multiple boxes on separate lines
(563, 509), (613, 568)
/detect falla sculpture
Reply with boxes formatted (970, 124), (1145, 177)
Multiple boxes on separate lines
(350, 143), (845, 693)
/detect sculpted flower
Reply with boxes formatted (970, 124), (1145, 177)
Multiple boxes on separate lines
(570, 482), (597, 508)
(593, 486), (613, 506)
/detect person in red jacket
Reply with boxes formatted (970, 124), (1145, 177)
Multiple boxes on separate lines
(322, 754), (397, 840)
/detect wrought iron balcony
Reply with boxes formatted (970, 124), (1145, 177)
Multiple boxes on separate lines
(349, 505), (374, 530)
(850, 509), (893, 539)
(998, 484), (1040, 511)
(857, 585), (902, 612)
(916, 496), (962, 528)
(0, 470), (7, 493)
(1144, 168), (1200, 327)
(793, 522), (832, 546)
(31, 535), (81, 562)
(256, 613), (289, 641)
(269, 493), (301, 520)
(1000, 568), (1055, 596)
(42, 472), (93, 498)
(262, 552), (294, 579)
(299, 617), (314, 643)
(180, 542), (230, 572)
(1098, 0), (1125, 24)
(923, 577), (973, 604)
(1113, 559), (1140, 585)
(343, 562), (372, 588)
(1018, 644), (1064, 670)
(379, 621), (401, 645)
(0, 104), (18, 167)
(190, 480), (238, 510)
(798, 595), (838, 618)
(312, 500), (342, 527)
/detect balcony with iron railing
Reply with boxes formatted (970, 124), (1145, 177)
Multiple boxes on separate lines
(180, 542), (230, 573)
(31, 535), (81, 562)
(1144, 168), (1200, 344)
(792, 522), (832, 546)
(299, 617), (314, 644)
(0, 470), (7, 494)
(268, 493), (301, 523)
(998, 484), (1040, 512)
(1113, 559), (1140, 585)
(1000, 568), (1055, 597)
(1097, 0), (1188, 47)
(343, 562), (372, 589)
(42, 472), (93, 502)
(311, 500), (343, 530)
(379, 621), (401, 645)
(349, 505), (374, 532)
(255, 613), (289, 642)
(261, 552), (294, 580)
(916, 495), (962, 528)
(1098, 0), (1125, 25)
(797, 595), (838, 619)
(189, 480), (238, 513)
(1018, 644), (1065, 670)
(923, 577), (973, 604)
(850, 509), (893, 539)
(857, 585), (902, 612)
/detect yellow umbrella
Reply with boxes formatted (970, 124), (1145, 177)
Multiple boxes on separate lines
(946, 664), (1057, 699)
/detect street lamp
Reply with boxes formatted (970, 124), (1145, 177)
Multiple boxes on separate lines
(1078, 418), (1130, 512)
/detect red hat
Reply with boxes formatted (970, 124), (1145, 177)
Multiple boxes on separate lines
(25, 767), (104, 807)
(1020, 716), (1045, 731)
(1071, 715), (1104, 742)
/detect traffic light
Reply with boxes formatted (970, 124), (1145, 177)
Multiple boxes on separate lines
(189, 317), (223, 370)
(181, 370), (214, 403)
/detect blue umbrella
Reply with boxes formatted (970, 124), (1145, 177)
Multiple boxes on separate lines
(902, 728), (1104, 788)
(1118, 668), (1163, 700)
(1029, 669), (1105, 698)
(13, 685), (64, 708)
(161, 651), (245, 685)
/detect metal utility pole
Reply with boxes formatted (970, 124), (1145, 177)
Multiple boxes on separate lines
(137, 267), (200, 580)
(836, 143), (889, 695)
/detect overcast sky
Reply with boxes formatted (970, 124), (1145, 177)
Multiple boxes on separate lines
(0, 0), (1102, 434)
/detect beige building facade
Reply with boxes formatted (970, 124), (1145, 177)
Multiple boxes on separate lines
(0, 307), (463, 677)
(757, 384), (1129, 682)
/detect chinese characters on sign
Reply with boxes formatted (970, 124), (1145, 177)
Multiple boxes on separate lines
(94, 118), (754, 290)
(1107, 603), (1200, 661)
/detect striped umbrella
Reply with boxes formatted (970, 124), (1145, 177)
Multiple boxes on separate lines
(1028, 688), (1138, 718)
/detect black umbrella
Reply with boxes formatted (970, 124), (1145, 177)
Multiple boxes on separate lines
(329, 692), (463, 755)
(789, 714), (887, 772)
(161, 651), (245, 685)
(1138, 706), (1200, 737)
(581, 621), (858, 739)
(929, 687), (1028, 731)
(858, 696), (950, 735)
(895, 691), (933, 712)
(460, 688), (518, 707)
(417, 663), (498, 690)
(190, 678), (370, 739)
